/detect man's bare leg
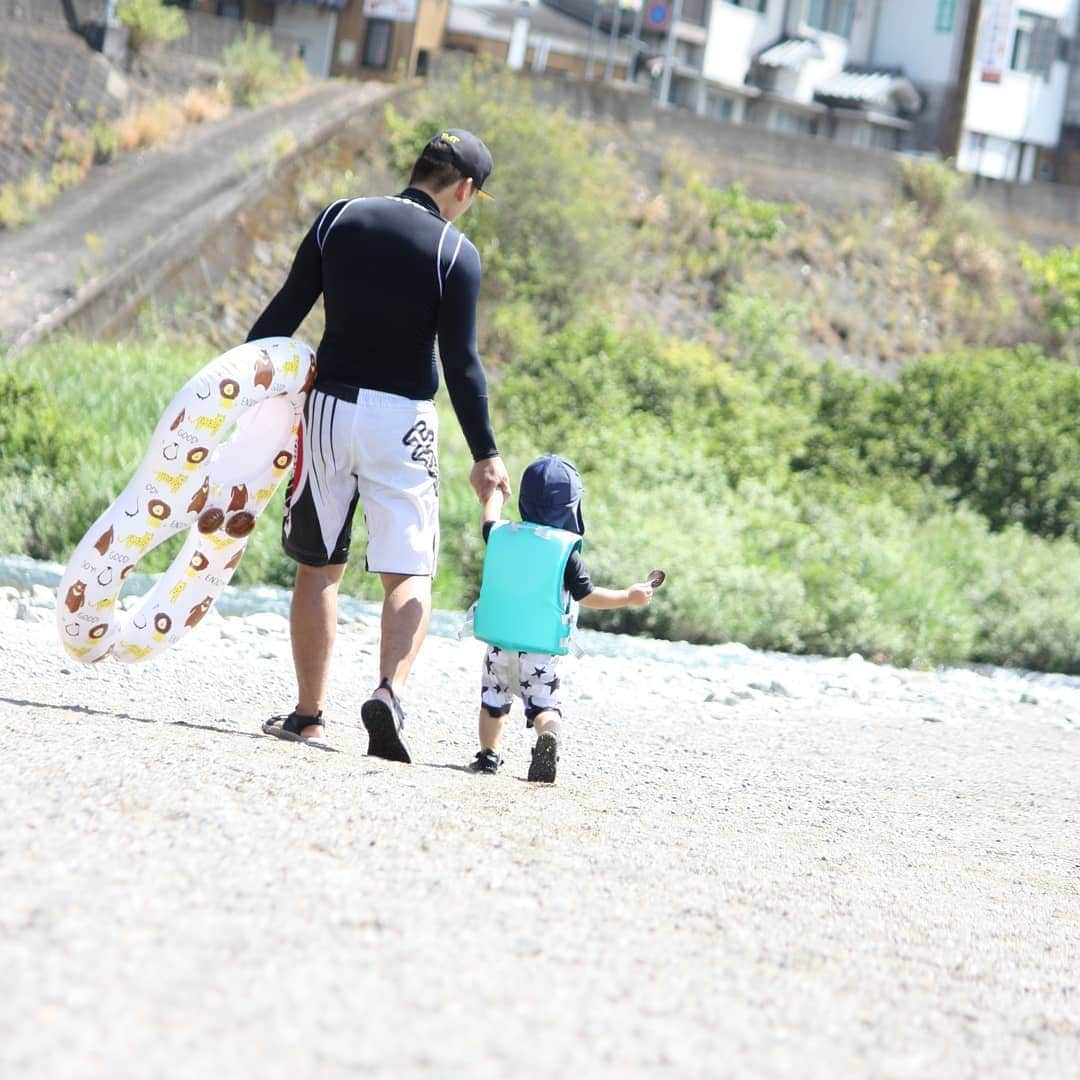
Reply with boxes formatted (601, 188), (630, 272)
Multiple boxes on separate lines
(372, 572), (431, 704)
(291, 562), (346, 738)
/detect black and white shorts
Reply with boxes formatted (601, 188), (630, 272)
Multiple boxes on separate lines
(282, 385), (440, 574)
(480, 646), (563, 723)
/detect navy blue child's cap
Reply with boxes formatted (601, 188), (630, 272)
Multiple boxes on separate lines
(518, 454), (585, 535)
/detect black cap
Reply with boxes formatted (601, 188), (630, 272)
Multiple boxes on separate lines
(422, 129), (495, 200)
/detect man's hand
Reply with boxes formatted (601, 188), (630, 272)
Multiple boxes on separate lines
(627, 583), (653, 607)
(470, 455), (512, 503)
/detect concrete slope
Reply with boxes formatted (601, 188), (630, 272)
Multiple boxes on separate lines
(0, 79), (400, 352)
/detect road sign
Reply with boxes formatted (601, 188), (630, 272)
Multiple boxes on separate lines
(645, 0), (670, 30)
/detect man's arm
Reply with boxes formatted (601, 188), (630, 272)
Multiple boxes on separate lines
(246, 212), (328, 341)
(438, 238), (510, 500)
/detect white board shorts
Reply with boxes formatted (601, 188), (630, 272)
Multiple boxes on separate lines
(282, 385), (439, 575)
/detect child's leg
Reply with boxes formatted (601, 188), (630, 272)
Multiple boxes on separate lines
(479, 706), (508, 751)
(479, 646), (514, 751)
(520, 650), (564, 747)
(530, 710), (561, 738)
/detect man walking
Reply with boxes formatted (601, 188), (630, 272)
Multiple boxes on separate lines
(250, 129), (511, 761)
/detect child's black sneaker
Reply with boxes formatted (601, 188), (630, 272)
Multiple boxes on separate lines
(468, 748), (503, 774)
(527, 732), (559, 783)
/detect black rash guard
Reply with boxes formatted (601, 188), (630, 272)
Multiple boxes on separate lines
(247, 187), (497, 461)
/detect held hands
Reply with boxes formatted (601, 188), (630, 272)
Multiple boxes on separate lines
(471, 455), (511, 506)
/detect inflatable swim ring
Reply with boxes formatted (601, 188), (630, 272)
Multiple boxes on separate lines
(55, 336), (316, 664)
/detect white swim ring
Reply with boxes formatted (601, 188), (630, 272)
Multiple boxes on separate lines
(55, 336), (316, 664)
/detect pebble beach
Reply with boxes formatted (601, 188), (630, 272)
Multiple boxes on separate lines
(1, 576), (1078, 1078)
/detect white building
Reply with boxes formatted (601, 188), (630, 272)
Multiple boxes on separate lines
(658, 0), (922, 148)
(651, 0), (1076, 177)
(871, 0), (1075, 179)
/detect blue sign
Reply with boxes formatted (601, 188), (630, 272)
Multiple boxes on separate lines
(645, 0), (670, 29)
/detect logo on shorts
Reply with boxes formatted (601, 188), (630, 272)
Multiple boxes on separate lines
(402, 420), (439, 495)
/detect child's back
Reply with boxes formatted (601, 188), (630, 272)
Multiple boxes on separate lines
(468, 454), (655, 783)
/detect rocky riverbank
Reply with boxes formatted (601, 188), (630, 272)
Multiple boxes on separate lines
(1, 579), (1078, 1078)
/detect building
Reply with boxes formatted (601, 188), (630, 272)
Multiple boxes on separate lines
(444, 0), (633, 77)
(175, 0), (448, 80)
(873, 0), (1076, 180)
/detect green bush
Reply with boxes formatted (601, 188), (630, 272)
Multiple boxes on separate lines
(384, 65), (633, 341)
(92, 121), (120, 165)
(221, 27), (305, 109)
(116, 0), (188, 55)
(875, 348), (1080, 540)
(1022, 244), (1080, 352)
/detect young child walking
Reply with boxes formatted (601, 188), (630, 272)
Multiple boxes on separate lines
(469, 454), (655, 783)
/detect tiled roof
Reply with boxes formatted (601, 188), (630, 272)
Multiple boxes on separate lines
(816, 71), (921, 112)
(756, 38), (823, 69)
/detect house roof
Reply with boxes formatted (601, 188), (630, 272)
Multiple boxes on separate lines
(448, 0), (631, 60)
(815, 71), (922, 114)
(756, 38), (823, 69)
(265, 0), (347, 10)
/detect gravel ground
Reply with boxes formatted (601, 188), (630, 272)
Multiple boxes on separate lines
(1, 584), (1078, 1079)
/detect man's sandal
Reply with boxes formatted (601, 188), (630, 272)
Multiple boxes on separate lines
(262, 710), (331, 750)
(360, 679), (412, 763)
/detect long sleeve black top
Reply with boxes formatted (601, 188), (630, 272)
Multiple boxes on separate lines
(247, 187), (497, 460)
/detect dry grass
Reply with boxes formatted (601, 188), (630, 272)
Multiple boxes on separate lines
(116, 98), (185, 152)
(180, 84), (230, 125)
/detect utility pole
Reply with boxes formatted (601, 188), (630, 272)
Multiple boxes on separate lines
(604, 0), (621, 80)
(944, 0), (982, 160)
(585, 0), (602, 78)
(656, 0), (683, 107)
(625, 0), (646, 83)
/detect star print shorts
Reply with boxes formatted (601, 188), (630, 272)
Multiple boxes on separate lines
(480, 646), (563, 724)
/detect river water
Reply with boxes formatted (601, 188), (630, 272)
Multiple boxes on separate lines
(4, 553), (1078, 705)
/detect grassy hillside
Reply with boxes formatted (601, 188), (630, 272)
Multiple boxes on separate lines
(2, 68), (1078, 672)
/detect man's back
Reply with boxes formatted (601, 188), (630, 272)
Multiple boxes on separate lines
(315, 191), (479, 397)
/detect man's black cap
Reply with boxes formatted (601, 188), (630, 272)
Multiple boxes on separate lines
(422, 129), (495, 200)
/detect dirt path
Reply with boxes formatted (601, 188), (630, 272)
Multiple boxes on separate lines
(1, 588), (1077, 1078)
(0, 80), (391, 350)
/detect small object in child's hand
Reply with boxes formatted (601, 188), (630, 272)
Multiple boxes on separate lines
(647, 569), (666, 589)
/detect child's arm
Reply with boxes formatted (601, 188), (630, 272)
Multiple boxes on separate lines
(579, 582), (653, 610)
(482, 487), (505, 526)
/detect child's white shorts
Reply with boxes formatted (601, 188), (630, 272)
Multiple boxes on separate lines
(282, 384), (440, 574)
(481, 646), (563, 723)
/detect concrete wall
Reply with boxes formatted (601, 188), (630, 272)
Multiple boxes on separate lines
(525, 73), (1080, 247)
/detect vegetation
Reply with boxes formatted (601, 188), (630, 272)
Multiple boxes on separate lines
(2, 69), (1077, 672)
(0, 21), (304, 231)
(116, 0), (188, 57)
(221, 27), (308, 108)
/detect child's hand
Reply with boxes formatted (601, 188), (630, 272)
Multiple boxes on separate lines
(628, 582), (653, 607)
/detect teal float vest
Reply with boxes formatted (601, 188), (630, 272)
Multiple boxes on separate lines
(473, 522), (582, 655)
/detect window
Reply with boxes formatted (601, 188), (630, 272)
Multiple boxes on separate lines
(934, 0), (956, 33)
(805, 0), (854, 37)
(681, 0), (710, 26)
(362, 19), (393, 69)
(706, 92), (735, 119)
(1011, 11), (1058, 77)
(772, 108), (817, 136)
